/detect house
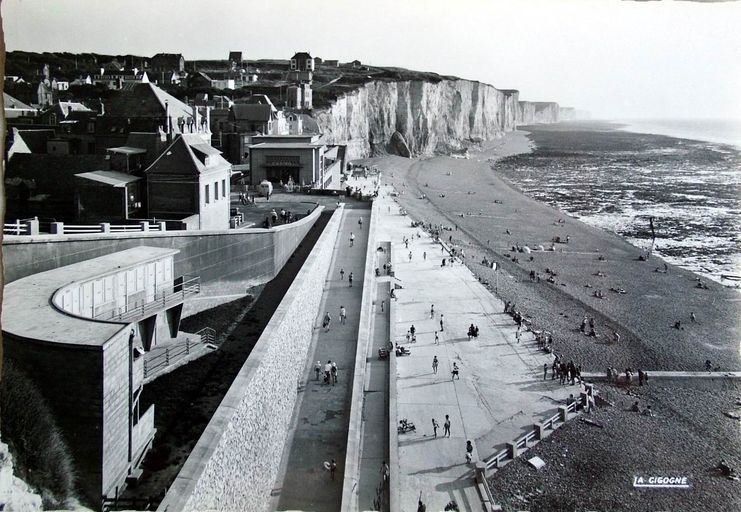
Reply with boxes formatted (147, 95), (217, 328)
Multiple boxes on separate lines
(351, 59), (362, 68)
(228, 51), (243, 69)
(150, 53), (185, 73)
(314, 57), (323, 65)
(40, 101), (95, 126)
(145, 134), (231, 230)
(290, 52), (314, 72)
(324, 60), (340, 67)
(99, 82), (210, 147)
(37, 79), (55, 107)
(74, 170), (144, 221)
(286, 83), (312, 110)
(248, 133), (344, 189)
(3, 92), (37, 119)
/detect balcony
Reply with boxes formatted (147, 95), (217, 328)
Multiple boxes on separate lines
(94, 275), (200, 323)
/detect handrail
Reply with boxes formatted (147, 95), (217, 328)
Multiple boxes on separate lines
(94, 276), (200, 322)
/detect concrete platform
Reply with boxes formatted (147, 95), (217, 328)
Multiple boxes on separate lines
(374, 186), (576, 512)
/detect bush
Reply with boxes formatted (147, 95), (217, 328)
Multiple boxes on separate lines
(0, 360), (78, 509)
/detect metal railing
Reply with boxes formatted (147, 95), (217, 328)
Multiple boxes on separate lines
(142, 326), (217, 380)
(3, 218), (39, 235)
(95, 275), (200, 322)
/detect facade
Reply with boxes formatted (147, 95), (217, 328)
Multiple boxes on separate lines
(74, 170), (144, 221)
(2, 247), (198, 509)
(290, 52), (314, 72)
(150, 53), (185, 73)
(228, 51), (243, 70)
(145, 134), (231, 230)
(286, 83), (312, 110)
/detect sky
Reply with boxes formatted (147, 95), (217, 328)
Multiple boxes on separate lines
(2, 0), (740, 120)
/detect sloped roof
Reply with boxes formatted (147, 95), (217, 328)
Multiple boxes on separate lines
(292, 52), (312, 60)
(75, 170), (142, 187)
(58, 101), (94, 117)
(231, 104), (273, 122)
(144, 134), (227, 176)
(125, 132), (168, 166)
(105, 82), (193, 119)
(6, 153), (110, 192)
(14, 129), (55, 153)
(4, 92), (35, 111)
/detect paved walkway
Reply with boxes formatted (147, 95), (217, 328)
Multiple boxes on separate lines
(274, 204), (371, 512)
(374, 186), (575, 512)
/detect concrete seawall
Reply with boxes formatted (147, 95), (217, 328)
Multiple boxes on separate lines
(1, 208), (323, 294)
(156, 206), (344, 512)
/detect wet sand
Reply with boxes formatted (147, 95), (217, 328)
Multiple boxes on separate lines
(357, 130), (741, 373)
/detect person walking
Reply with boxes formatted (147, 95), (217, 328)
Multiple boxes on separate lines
(516, 325), (521, 344)
(331, 362), (338, 385)
(340, 305), (347, 324)
(358, 217), (363, 230)
(324, 360), (332, 384)
(444, 415), (451, 437)
(543, 363), (548, 380)
(432, 418), (439, 438)
(315, 360), (321, 381)
(690, 311), (696, 323)
(440, 314), (445, 332)
(432, 355), (439, 374)
(349, 272), (354, 287)
(434, 331), (440, 344)
(430, 304), (435, 319)
(452, 362), (460, 380)
(381, 300), (385, 313)
(340, 268), (345, 280)
(323, 311), (332, 332)
(330, 459), (337, 480)
(465, 440), (474, 463)
(350, 232), (355, 247)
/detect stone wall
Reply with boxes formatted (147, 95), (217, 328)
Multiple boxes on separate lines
(1, 208), (322, 294)
(157, 206), (344, 512)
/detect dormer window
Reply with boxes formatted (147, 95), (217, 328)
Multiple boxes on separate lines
(290, 59), (297, 70)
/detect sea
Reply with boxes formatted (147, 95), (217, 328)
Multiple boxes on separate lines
(495, 120), (741, 288)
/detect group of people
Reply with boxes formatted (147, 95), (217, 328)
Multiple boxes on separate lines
(551, 356), (583, 385)
(579, 315), (598, 337)
(606, 367), (648, 385)
(315, 360), (339, 386)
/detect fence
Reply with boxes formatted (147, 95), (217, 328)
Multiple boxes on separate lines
(143, 327), (217, 380)
(94, 275), (201, 323)
(2, 218), (167, 236)
(477, 396), (589, 511)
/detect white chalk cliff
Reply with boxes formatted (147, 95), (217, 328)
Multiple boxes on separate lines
(314, 79), (568, 159)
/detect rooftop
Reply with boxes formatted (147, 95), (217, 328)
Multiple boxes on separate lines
(75, 170), (142, 187)
(250, 142), (324, 150)
(1, 247), (178, 348)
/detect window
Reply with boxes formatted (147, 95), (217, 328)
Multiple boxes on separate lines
(290, 59), (297, 70)
(214, 181), (219, 200)
(222, 179), (226, 198)
(205, 184), (210, 203)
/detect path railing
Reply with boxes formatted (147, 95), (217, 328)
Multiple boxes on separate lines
(3, 218), (39, 235)
(3, 219), (167, 236)
(94, 275), (200, 322)
(143, 326), (217, 381)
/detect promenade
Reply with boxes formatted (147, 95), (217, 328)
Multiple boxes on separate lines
(274, 203), (371, 511)
(374, 186), (575, 511)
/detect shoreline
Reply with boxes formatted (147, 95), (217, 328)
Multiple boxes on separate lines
(359, 128), (741, 373)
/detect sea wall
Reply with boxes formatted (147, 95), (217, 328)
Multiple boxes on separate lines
(315, 79), (521, 160)
(517, 101), (561, 125)
(157, 206), (343, 512)
(1, 207), (323, 296)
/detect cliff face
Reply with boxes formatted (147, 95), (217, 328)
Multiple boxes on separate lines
(314, 80), (522, 160)
(517, 101), (561, 125)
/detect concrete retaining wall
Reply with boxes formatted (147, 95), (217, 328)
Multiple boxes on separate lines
(1, 207), (323, 292)
(156, 206), (344, 512)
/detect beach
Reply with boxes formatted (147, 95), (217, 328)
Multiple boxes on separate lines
(358, 127), (741, 374)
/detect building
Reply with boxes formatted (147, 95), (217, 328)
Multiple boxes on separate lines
(290, 52), (314, 72)
(249, 133), (345, 189)
(228, 51), (243, 70)
(74, 170), (144, 221)
(3, 92), (37, 119)
(2, 247), (199, 509)
(150, 53), (185, 73)
(145, 134), (231, 230)
(286, 83), (312, 110)
(97, 82), (211, 148)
